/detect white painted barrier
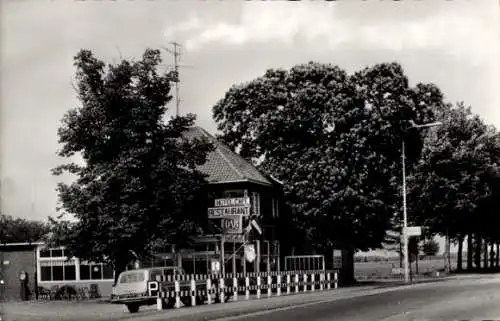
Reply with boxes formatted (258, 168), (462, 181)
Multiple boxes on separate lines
(154, 270), (340, 310)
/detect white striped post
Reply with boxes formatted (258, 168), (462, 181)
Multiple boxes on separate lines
(267, 274), (272, 297)
(157, 297), (163, 311)
(174, 280), (181, 308)
(207, 278), (212, 305)
(277, 274), (282, 296)
(334, 272), (338, 289)
(256, 274), (261, 299)
(245, 276), (250, 300)
(303, 273), (307, 292)
(311, 273), (316, 292)
(294, 274), (299, 293)
(233, 275), (238, 301)
(319, 273), (324, 291)
(190, 278), (196, 306)
(286, 274), (291, 295)
(327, 272), (331, 290)
(219, 277), (225, 303)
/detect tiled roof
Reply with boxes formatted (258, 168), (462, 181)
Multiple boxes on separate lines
(182, 127), (272, 186)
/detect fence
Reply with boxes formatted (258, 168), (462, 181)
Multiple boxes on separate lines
(284, 255), (325, 271)
(149, 270), (339, 310)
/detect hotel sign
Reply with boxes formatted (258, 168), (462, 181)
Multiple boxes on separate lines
(214, 197), (250, 207)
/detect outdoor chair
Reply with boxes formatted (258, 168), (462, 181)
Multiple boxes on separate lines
(77, 287), (89, 300)
(49, 285), (59, 300)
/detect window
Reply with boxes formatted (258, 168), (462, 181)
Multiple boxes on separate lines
(40, 249), (51, 258)
(51, 249), (64, 257)
(53, 266), (64, 281)
(80, 264), (90, 280)
(41, 266), (51, 281)
(40, 260), (77, 281)
(80, 263), (113, 280)
(118, 271), (145, 284)
(272, 198), (279, 218)
(39, 247), (114, 282)
(91, 265), (101, 280)
(39, 248), (65, 258)
(65, 265), (76, 280)
(103, 265), (113, 279)
(252, 192), (261, 216)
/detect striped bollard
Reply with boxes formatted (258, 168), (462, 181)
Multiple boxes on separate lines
(327, 272), (331, 290)
(219, 277), (225, 303)
(303, 274), (307, 292)
(277, 274), (282, 296)
(294, 274), (299, 293)
(334, 272), (338, 289)
(190, 277), (196, 306)
(245, 276), (250, 300)
(233, 275), (238, 302)
(319, 273), (324, 291)
(286, 274), (291, 295)
(174, 280), (181, 308)
(311, 273), (315, 292)
(157, 296), (162, 311)
(207, 278), (212, 305)
(256, 274), (261, 299)
(267, 274), (272, 297)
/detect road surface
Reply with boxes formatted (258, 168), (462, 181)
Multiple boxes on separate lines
(2, 275), (500, 321)
(207, 277), (500, 321)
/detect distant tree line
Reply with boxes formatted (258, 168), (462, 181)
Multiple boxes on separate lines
(0, 214), (50, 244)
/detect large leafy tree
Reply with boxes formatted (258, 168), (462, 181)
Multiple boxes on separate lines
(50, 49), (214, 279)
(0, 214), (50, 244)
(408, 103), (500, 271)
(213, 62), (444, 283)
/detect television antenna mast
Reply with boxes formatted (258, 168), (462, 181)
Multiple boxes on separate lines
(162, 42), (196, 117)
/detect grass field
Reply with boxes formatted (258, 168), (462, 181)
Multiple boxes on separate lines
(354, 256), (461, 279)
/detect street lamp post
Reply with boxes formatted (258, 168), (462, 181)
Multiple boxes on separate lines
(402, 121), (442, 284)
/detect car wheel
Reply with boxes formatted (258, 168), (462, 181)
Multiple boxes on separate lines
(163, 298), (176, 309)
(126, 303), (140, 313)
(181, 297), (192, 306)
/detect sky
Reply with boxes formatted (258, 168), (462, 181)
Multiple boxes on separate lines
(1, 0), (499, 249)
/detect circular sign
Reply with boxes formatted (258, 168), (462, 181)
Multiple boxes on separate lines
(19, 271), (27, 281)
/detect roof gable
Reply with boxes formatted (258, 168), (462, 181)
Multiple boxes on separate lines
(182, 127), (272, 186)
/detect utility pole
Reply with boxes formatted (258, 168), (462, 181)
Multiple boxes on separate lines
(402, 120), (442, 284)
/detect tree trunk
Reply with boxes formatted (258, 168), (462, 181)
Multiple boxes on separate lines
(444, 234), (451, 273)
(113, 260), (128, 285)
(496, 243), (499, 268)
(399, 240), (403, 268)
(474, 234), (482, 269)
(340, 247), (356, 286)
(489, 242), (495, 269)
(457, 236), (463, 272)
(466, 233), (473, 271)
(483, 240), (488, 270)
(409, 255), (413, 282)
